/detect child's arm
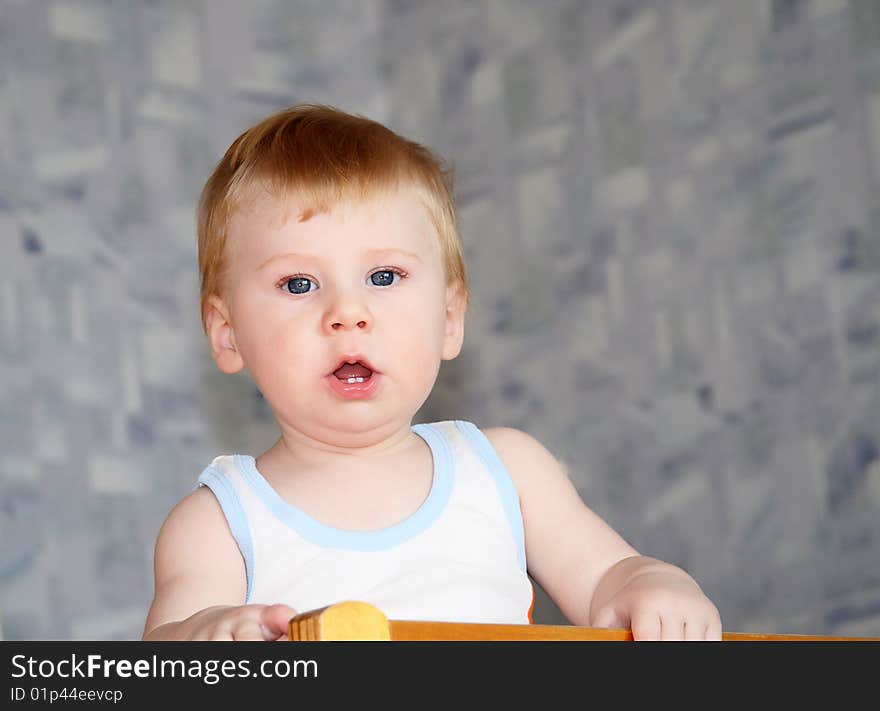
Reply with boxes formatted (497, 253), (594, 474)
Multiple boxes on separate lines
(142, 488), (296, 641)
(484, 427), (722, 641)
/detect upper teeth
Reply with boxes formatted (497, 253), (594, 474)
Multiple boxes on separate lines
(346, 377), (366, 383)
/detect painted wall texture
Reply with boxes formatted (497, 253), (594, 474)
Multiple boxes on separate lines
(0, 0), (878, 640)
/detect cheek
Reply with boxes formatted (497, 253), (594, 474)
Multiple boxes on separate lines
(232, 300), (310, 364)
(392, 281), (443, 320)
(384, 295), (447, 353)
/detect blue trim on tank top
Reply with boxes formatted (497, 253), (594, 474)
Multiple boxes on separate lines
(197, 466), (256, 603)
(234, 422), (454, 551)
(453, 420), (527, 572)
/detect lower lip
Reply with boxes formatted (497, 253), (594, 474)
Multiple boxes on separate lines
(325, 373), (382, 399)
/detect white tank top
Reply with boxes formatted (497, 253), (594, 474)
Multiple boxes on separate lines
(197, 420), (534, 624)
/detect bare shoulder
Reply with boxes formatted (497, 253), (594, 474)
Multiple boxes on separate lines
(482, 426), (572, 495)
(153, 486), (243, 581)
(156, 487), (229, 550)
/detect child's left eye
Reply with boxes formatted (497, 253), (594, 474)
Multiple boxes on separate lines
(369, 268), (407, 287)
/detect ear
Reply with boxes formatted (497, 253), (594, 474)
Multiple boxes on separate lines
(441, 282), (467, 361)
(204, 294), (244, 374)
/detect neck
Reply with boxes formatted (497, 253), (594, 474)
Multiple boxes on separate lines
(264, 418), (419, 470)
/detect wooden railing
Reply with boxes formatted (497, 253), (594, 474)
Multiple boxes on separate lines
(288, 601), (876, 641)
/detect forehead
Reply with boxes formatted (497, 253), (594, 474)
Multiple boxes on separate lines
(226, 187), (441, 264)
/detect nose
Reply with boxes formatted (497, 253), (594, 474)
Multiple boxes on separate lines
(323, 293), (372, 333)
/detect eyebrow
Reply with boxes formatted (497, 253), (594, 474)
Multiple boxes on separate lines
(257, 248), (423, 271)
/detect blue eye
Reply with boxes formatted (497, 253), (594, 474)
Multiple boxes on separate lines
(370, 268), (406, 287)
(284, 276), (316, 294)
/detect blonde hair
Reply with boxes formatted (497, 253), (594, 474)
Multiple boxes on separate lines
(196, 104), (469, 331)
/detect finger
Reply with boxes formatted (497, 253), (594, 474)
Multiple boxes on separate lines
(630, 610), (662, 641)
(201, 623), (234, 641)
(684, 619), (704, 641)
(591, 606), (625, 630)
(706, 617), (723, 641)
(660, 615), (685, 641)
(260, 603), (299, 640)
(231, 618), (267, 641)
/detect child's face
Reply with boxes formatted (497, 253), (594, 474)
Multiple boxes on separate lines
(205, 187), (465, 445)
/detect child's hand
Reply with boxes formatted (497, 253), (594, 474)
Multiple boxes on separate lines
(173, 603), (297, 641)
(589, 557), (722, 641)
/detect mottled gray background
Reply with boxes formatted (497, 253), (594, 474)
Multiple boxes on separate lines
(1, 0), (878, 640)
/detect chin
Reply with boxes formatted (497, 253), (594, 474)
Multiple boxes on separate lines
(314, 411), (406, 434)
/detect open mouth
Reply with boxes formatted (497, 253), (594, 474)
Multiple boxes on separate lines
(331, 359), (376, 384)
